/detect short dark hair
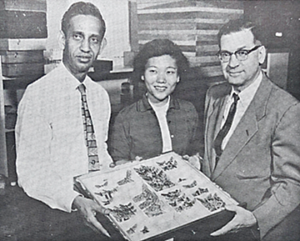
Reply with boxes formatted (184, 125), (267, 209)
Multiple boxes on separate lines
(61, 2), (106, 38)
(133, 39), (189, 80)
(217, 19), (263, 47)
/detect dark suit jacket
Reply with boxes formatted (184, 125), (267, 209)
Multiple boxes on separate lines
(202, 73), (300, 240)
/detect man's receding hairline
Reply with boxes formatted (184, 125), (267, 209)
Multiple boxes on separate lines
(220, 27), (257, 45)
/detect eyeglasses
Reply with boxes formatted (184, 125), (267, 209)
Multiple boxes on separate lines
(217, 45), (262, 62)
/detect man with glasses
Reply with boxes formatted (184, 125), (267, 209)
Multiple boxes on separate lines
(200, 19), (300, 240)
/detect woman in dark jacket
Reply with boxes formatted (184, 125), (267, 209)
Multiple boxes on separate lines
(109, 39), (201, 165)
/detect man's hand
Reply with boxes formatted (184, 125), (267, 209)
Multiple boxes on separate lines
(73, 196), (111, 237)
(110, 156), (143, 167)
(182, 154), (202, 170)
(210, 205), (257, 236)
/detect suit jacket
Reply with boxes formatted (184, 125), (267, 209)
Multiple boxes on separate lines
(203, 73), (300, 240)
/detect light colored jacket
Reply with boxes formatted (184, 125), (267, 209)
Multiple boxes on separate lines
(203, 73), (300, 240)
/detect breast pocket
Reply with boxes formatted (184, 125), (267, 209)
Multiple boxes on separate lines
(235, 156), (271, 180)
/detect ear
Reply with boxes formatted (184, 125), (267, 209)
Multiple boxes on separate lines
(176, 76), (180, 83)
(141, 75), (145, 81)
(258, 45), (266, 65)
(99, 37), (107, 54)
(59, 30), (66, 50)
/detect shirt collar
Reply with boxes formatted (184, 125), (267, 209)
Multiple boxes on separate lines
(149, 95), (170, 113)
(138, 94), (180, 112)
(229, 71), (263, 106)
(58, 62), (92, 90)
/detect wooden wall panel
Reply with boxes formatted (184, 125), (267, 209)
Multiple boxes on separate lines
(136, 0), (244, 79)
(129, 1), (139, 52)
(0, 0), (46, 12)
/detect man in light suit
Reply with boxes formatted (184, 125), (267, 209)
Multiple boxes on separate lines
(202, 19), (300, 241)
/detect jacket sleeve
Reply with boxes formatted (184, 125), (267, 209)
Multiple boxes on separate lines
(109, 110), (132, 162)
(201, 88), (214, 174)
(186, 102), (203, 156)
(252, 102), (300, 238)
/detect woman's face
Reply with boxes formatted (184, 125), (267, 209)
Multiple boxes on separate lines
(143, 54), (179, 104)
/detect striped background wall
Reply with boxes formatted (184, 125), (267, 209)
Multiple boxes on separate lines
(136, 0), (244, 79)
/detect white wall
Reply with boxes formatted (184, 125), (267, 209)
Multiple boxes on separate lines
(46, 0), (130, 69)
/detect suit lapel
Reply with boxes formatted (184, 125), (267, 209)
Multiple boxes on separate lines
(212, 103), (258, 180)
(211, 75), (273, 180)
(206, 84), (231, 174)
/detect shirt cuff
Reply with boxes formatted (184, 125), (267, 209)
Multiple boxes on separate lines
(71, 193), (84, 212)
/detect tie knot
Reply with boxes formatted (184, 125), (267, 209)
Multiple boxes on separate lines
(78, 84), (86, 95)
(233, 93), (239, 103)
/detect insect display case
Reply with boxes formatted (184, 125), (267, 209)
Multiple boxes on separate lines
(75, 152), (238, 241)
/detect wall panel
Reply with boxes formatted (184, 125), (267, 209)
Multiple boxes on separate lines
(136, 0), (244, 79)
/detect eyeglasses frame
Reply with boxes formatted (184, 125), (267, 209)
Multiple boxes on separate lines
(217, 45), (262, 62)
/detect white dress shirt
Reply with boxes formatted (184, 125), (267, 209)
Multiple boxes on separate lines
(15, 63), (112, 212)
(149, 97), (173, 153)
(221, 72), (263, 150)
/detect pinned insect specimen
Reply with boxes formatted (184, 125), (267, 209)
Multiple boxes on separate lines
(133, 184), (163, 217)
(94, 187), (118, 205)
(175, 206), (183, 212)
(156, 157), (178, 171)
(133, 184), (152, 203)
(177, 193), (186, 203)
(161, 189), (195, 212)
(109, 203), (137, 222)
(197, 193), (225, 212)
(95, 179), (108, 188)
(192, 187), (209, 196)
(134, 165), (174, 191)
(161, 189), (181, 202)
(183, 180), (197, 188)
(127, 224), (137, 234)
(175, 197), (195, 212)
(156, 161), (165, 166)
(183, 197), (195, 208)
(144, 203), (163, 217)
(117, 170), (134, 185)
(141, 226), (149, 234)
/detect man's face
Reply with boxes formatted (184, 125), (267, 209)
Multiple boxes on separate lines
(63, 14), (104, 77)
(220, 29), (265, 91)
(143, 54), (179, 104)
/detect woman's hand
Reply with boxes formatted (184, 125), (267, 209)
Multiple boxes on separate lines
(182, 153), (202, 170)
(109, 156), (143, 167)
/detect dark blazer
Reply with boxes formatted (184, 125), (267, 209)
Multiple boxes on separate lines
(109, 95), (200, 161)
(203, 73), (300, 240)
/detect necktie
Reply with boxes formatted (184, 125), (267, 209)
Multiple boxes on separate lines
(214, 93), (239, 158)
(78, 84), (100, 172)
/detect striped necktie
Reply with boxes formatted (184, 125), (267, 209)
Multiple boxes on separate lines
(78, 84), (100, 172)
(214, 93), (239, 159)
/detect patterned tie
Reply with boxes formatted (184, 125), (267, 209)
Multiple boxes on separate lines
(214, 93), (239, 159)
(78, 84), (100, 172)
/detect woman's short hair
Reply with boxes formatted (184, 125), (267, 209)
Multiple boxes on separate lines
(61, 2), (106, 39)
(133, 39), (189, 80)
